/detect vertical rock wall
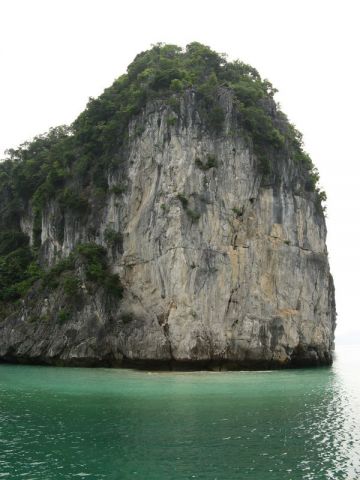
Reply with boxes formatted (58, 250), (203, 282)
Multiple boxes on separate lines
(0, 90), (336, 367)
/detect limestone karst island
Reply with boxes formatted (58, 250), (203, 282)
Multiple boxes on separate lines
(0, 43), (336, 368)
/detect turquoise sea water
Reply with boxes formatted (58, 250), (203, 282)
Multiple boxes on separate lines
(0, 346), (359, 480)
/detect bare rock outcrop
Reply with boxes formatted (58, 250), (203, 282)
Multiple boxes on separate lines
(0, 89), (336, 368)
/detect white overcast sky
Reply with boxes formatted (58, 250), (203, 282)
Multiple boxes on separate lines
(1, 0), (359, 344)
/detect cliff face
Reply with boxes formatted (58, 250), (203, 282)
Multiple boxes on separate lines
(0, 86), (336, 368)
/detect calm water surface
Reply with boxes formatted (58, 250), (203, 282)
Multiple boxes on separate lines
(0, 346), (359, 480)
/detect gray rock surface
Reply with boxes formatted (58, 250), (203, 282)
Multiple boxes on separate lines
(0, 90), (336, 368)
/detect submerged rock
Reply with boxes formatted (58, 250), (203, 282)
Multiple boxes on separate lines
(0, 44), (336, 368)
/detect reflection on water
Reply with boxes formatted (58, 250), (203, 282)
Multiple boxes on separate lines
(0, 345), (359, 479)
(295, 359), (357, 480)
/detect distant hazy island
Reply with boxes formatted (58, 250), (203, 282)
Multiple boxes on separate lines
(0, 43), (335, 368)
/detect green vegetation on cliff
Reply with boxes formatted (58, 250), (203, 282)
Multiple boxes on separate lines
(0, 42), (324, 219)
(0, 235), (122, 321)
(0, 42), (326, 319)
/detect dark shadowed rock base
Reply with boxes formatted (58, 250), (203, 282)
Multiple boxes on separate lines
(0, 348), (333, 370)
